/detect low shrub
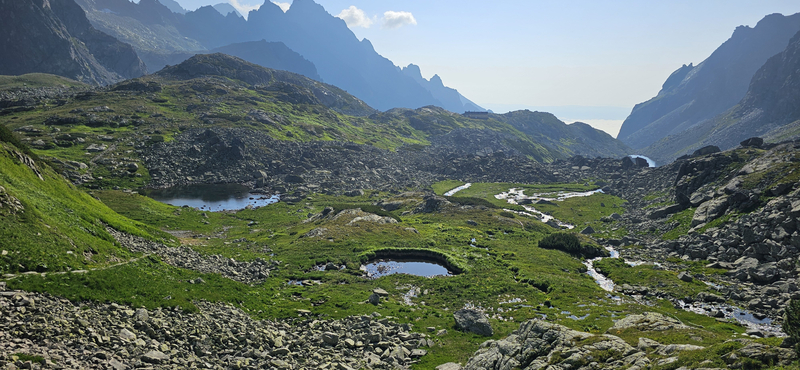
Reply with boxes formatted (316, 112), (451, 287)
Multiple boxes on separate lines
(538, 232), (607, 258)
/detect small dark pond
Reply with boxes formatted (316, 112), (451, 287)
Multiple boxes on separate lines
(140, 184), (279, 212)
(364, 259), (453, 278)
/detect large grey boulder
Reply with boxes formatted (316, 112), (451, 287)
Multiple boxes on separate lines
(608, 312), (690, 332)
(141, 350), (169, 364)
(463, 319), (645, 370)
(453, 308), (493, 336)
(692, 196), (729, 226)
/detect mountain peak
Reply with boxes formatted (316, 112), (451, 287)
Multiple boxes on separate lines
(286, 0), (328, 16)
(157, 53), (273, 85)
(403, 64), (423, 79)
(430, 74), (444, 87)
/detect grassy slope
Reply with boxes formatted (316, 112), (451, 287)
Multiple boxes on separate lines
(0, 73), (88, 89)
(0, 141), (171, 274)
(8, 181), (748, 368)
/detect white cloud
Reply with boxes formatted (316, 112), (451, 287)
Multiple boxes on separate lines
(336, 6), (373, 28)
(382, 11), (416, 29)
(272, 1), (290, 12)
(228, 0), (261, 18)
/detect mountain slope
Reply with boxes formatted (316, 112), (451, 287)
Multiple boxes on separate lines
(493, 110), (631, 159)
(0, 125), (168, 274)
(0, 0), (146, 85)
(618, 12), (800, 150)
(209, 41), (320, 81)
(644, 30), (800, 163)
(156, 53), (373, 116)
(73, 0), (484, 113)
(73, 0), (207, 71)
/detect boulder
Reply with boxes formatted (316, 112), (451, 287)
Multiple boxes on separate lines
(750, 262), (779, 284)
(322, 332), (340, 345)
(634, 157), (650, 167)
(692, 145), (720, 157)
(368, 293), (380, 305)
(740, 137), (764, 148)
(453, 308), (493, 336)
(580, 226), (595, 234)
(691, 196), (729, 226)
(345, 189), (365, 197)
(608, 312), (689, 332)
(436, 363), (463, 370)
(141, 350), (169, 364)
(647, 203), (684, 219)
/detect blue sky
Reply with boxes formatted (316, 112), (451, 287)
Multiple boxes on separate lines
(173, 0), (799, 135)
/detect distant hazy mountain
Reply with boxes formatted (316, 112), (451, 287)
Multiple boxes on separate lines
(210, 41), (320, 81)
(73, 0), (483, 113)
(159, 0), (186, 14)
(0, 0), (145, 85)
(73, 0), (206, 71)
(618, 13), (800, 150)
(493, 110), (631, 159)
(213, 3), (242, 18)
(402, 64), (483, 113)
(645, 30), (800, 163)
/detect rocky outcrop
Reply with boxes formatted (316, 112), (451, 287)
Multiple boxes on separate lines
(460, 316), (795, 370)
(0, 0), (145, 85)
(141, 126), (566, 194)
(0, 291), (431, 369)
(607, 141), (800, 322)
(106, 227), (276, 284)
(462, 319), (648, 370)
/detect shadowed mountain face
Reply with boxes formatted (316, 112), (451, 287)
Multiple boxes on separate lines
(212, 3), (242, 18)
(644, 30), (800, 163)
(0, 0), (145, 85)
(618, 13), (800, 150)
(73, 0), (482, 113)
(210, 41), (320, 81)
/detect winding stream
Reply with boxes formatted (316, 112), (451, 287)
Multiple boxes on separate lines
(587, 246), (783, 335)
(441, 184), (785, 335)
(444, 183), (472, 196)
(494, 187), (603, 229)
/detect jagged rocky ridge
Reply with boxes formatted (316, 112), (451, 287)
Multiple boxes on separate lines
(72, 0), (481, 113)
(617, 12), (800, 151)
(0, 0), (146, 85)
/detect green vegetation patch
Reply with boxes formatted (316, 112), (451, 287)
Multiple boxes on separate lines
(593, 258), (713, 298)
(0, 142), (169, 274)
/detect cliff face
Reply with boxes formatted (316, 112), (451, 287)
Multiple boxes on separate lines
(0, 0), (145, 85)
(617, 13), (800, 150)
(644, 30), (800, 163)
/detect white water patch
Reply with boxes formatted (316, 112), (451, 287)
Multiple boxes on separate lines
(494, 187), (602, 229)
(444, 183), (472, 196)
(588, 247), (785, 335)
(677, 300), (784, 336)
(584, 246), (618, 292)
(629, 155), (656, 167)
